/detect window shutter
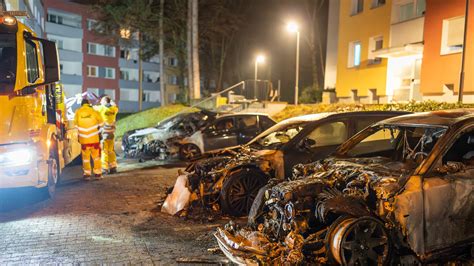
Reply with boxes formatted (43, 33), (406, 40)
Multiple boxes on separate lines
(447, 17), (465, 47)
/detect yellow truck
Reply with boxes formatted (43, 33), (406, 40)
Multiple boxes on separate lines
(0, 14), (81, 197)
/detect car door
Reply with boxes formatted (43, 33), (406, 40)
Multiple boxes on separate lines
(394, 126), (474, 257)
(236, 115), (261, 145)
(421, 127), (474, 255)
(283, 119), (349, 176)
(202, 117), (238, 151)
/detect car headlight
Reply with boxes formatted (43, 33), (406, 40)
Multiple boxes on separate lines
(0, 149), (34, 167)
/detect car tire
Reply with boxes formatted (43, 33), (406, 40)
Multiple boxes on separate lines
(179, 144), (201, 161)
(43, 140), (60, 199)
(220, 168), (268, 217)
(327, 216), (392, 266)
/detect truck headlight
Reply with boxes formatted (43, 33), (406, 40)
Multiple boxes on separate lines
(0, 149), (34, 166)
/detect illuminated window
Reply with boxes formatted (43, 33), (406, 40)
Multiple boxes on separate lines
(351, 0), (364, 15)
(348, 41), (361, 68)
(441, 16), (465, 55)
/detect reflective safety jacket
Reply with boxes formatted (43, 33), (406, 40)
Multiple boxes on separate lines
(74, 104), (104, 144)
(94, 104), (119, 139)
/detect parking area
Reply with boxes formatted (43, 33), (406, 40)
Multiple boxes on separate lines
(0, 162), (229, 264)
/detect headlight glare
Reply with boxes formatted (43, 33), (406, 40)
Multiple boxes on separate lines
(0, 149), (34, 166)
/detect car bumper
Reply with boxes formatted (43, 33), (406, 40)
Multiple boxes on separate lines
(0, 161), (47, 189)
(214, 228), (261, 266)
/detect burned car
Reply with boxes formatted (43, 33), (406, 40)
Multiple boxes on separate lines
(121, 109), (218, 160)
(178, 113), (276, 160)
(162, 111), (408, 217)
(215, 110), (474, 265)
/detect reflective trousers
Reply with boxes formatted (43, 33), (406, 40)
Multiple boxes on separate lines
(81, 143), (101, 176)
(101, 139), (117, 170)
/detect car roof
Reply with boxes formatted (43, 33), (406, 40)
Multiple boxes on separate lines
(378, 109), (474, 127)
(218, 112), (270, 118)
(278, 110), (409, 125)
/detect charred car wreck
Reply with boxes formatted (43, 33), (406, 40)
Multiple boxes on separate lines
(122, 109), (218, 160)
(215, 110), (474, 265)
(123, 112), (275, 161)
(162, 111), (407, 217)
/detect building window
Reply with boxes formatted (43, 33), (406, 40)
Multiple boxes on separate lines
(105, 67), (115, 79)
(47, 14), (63, 24)
(25, 40), (39, 83)
(88, 42), (116, 57)
(168, 75), (178, 85)
(368, 36), (383, 64)
(168, 57), (178, 66)
(348, 41), (362, 68)
(120, 88), (138, 101)
(104, 46), (115, 57)
(87, 43), (97, 55)
(394, 0), (425, 23)
(87, 88), (99, 96)
(351, 0), (364, 15)
(120, 70), (130, 80)
(441, 16), (465, 55)
(47, 12), (81, 28)
(371, 0), (385, 8)
(87, 65), (98, 77)
(87, 19), (96, 31)
(143, 90), (160, 102)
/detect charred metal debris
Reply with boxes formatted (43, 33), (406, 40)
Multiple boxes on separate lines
(124, 110), (216, 160)
(214, 121), (474, 265)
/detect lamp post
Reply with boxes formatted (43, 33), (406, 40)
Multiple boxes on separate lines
(254, 55), (265, 100)
(287, 22), (300, 105)
(459, 0), (470, 103)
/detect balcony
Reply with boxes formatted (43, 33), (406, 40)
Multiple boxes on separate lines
(45, 22), (83, 38)
(59, 49), (82, 62)
(390, 16), (424, 47)
(119, 80), (160, 91)
(60, 74), (83, 85)
(119, 58), (160, 71)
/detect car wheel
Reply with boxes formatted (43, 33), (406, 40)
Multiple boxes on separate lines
(43, 140), (60, 199)
(220, 168), (268, 217)
(328, 216), (391, 266)
(179, 144), (201, 161)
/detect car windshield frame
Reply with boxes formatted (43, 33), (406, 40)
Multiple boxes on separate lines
(336, 123), (448, 166)
(247, 121), (307, 148)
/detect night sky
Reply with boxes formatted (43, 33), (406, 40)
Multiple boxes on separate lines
(235, 0), (329, 103)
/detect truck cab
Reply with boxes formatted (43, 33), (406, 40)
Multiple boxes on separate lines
(0, 14), (80, 197)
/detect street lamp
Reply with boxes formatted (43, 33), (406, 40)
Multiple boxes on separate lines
(287, 22), (300, 105)
(254, 54), (265, 100)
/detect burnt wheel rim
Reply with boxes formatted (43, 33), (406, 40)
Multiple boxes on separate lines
(228, 172), (265, 215)
(182, 145), (199, 160)
(340, 218), (390, 266)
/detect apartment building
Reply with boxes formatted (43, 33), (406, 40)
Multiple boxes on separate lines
(330, 0), (427, 103)
(42, 0), (179, 113)
(4, 0), (45, 37)
(420, 0), (474, 103)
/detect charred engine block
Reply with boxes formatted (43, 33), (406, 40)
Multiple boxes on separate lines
(261, 177), (326, 240)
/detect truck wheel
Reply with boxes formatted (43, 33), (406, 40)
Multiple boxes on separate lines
(43, 141), (60, 199)
(220, 168), (268, 217)
(179, 144), (201, 161)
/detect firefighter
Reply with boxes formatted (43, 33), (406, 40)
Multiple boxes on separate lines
(95, 95), (119, 174)
(74, 99), (104, 180)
